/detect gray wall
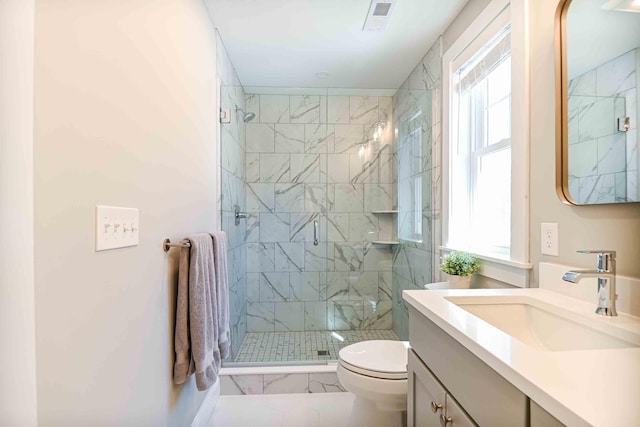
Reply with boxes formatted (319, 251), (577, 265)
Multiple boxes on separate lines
(0, 0), (38, 425)
(530, 0), (640, 281)
(33, 0), (219, 424)
(243, 91), (395, 333)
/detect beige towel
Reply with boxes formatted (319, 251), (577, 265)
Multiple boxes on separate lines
(173, 233), (221, 391)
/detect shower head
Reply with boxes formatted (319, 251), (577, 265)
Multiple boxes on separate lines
(235, 106), (256, 122)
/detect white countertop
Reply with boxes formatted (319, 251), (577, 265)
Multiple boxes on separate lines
(403, 288), (640, 427)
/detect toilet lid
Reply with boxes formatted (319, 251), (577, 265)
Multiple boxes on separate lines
(339, 340), (409, 380)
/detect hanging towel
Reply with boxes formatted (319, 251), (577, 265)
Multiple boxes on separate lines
(210, 231), (230, 360)
(173, 233), (228, 391)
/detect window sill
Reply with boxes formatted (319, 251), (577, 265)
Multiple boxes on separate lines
(439, 246), (532, 288)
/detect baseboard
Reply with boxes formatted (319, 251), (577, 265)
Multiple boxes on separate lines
(190, 379), (220, 427)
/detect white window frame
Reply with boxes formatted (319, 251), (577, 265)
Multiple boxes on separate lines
(441, 0), (531, 287)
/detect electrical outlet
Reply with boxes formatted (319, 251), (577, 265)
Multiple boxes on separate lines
(541, 223), (558, 256)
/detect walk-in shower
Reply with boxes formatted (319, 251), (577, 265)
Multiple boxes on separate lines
(219, 55), (441, 365)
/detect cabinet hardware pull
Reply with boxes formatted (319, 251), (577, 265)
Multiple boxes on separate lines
(440, 414), (452, 426)
(430, 401), (443, 413)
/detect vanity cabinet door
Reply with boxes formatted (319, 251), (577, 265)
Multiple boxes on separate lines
(408, 349), (446, 427)
(444, 395), (477, 427)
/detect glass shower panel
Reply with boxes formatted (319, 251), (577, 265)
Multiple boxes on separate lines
(224, 87), (398, 366)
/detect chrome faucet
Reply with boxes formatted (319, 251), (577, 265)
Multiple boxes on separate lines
(562, 250), (617, 316)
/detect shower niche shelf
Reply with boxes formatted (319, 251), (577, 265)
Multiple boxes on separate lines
(371, 209), (398, 214)
(372, 240), (399, 245)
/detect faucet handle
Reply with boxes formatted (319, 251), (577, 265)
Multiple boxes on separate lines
(577, 250), (616, 272)
(577, 250), (616, 258)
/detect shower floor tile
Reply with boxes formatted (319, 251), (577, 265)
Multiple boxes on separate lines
(233, 330), (400, 363)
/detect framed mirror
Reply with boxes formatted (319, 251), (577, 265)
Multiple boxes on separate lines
(557, 0), (640, 205)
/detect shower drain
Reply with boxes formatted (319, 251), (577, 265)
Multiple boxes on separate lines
(317, 350), (329, 356)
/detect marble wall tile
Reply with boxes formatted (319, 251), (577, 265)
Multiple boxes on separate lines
(378, 271), (392, 300)
(246, 153), (260, 183)
(334, 124), (365, 153)
(378, 96), (393, 123)
(260, 153), (290, 183)
(597, 133), (627, 175)
(274, 302), (304, 331)
(349, 96), (378, 124)
(348, 213), (378, 241)
(247, 273), (260, 303)
(333, 242), (364, 272)
(329, 301), (364, 330)
(289, 212), (325, 243)
(247, 302), (275, 332)
(327, 154), (351, 183)
(626, 129), (638, 171)
(246, 213), (260, 242)
(247, 243), (275, 273)
(332, 184), (364, 212)
(328, 96), (350, 124)
(221, 129), (244, 179)
(290, 272), (321, 301)
(245, 94), (260, 123)
(259, 272), (289, 302)
(305, 124), (334, 153)
(260, 213), (290, 243)
(221, 375), (264, 395)
(260, 94), (290, 123)
(275, 183), (305, 212)
(362, 300), (392, 329)
(275, 242), (305, 272)
(580, 174), (616, 204)
(364, 243), (392, 271)
(246, 123), (275, 153)
(568, 139), (598, 178)
(596, 50), (636, 97)
(291, 154), (321, 183)
(305, 184), (327, 211)
(246, 183), (275, 213)
(304, 302), (328, 330)
(578, 98), (615, 141)
(326, 271), (350, 300)
(568, 69), (596, 97)
(275, 124), (305, 153)
(308, 373), (345, 393)
(305, 242), (328, 272)
(290, 95), (320, 124)
(263, 373), (309, 394)
(327, 213), (349, 242)
(349, 271), (379, 301)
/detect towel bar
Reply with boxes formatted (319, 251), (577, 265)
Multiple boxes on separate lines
(163, 238), (191, 252)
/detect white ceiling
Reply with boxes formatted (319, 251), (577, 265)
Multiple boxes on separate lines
(566, 0), (640, 79)
(204, 0), (467, 89)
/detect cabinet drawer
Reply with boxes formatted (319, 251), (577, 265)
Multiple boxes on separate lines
(409, 306), (528, 427)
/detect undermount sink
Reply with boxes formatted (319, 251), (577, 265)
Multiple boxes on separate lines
(445, 296), (640, 351)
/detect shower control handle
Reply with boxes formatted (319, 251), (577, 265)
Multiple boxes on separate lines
(313, 220), (319, 246)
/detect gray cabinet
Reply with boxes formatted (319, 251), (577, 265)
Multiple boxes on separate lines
(408, 306), (529, 427)
(408, 349), (476, 427)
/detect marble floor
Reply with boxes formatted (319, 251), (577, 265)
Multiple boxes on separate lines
(234, 329), (399, 363)
(207, 392), (355, 427)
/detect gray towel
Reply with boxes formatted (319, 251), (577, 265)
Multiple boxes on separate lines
(173, 233), (229, 391)
(210, 231), (230, 359)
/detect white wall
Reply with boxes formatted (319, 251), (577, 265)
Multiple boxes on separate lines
(529, 0), (640, 280)
(33, 0), (219, 424)
(0, 0), (38, 425)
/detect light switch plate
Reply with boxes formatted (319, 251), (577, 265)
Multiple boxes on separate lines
(96, 205), (139, 251)
(541, 223), (559, 256)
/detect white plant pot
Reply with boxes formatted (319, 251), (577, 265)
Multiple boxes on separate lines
(447, 274), (472, 289)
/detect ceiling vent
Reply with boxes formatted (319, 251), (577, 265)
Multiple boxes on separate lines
(363, 0), (396, 31)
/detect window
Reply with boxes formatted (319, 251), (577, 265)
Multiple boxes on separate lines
(441, 0), (531, 287)
(398, 109), (423, 242)
(450, 26), (512, 257)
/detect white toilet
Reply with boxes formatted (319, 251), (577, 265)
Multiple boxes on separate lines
(337, 340), (410, 427)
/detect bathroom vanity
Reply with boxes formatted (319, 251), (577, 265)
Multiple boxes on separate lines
(403, 288), (640, 426)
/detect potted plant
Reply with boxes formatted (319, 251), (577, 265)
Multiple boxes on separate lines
(439, 251), (480, 289)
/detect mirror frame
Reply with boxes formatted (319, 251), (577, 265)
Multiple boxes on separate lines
(555, 0), (640, 205)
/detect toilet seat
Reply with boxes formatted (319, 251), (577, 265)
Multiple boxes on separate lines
(338, 340), (409, 380)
